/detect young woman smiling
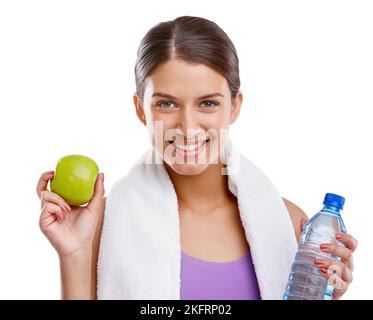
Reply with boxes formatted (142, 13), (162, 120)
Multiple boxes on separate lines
(36, 16), (357, 300)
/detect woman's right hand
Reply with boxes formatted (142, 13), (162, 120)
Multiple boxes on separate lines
(36, 171), (105, 259)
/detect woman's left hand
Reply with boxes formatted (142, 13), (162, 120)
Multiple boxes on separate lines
(300, 219), (358, 300)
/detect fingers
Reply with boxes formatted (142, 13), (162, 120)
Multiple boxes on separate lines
(87, 173), (105, 212)
(300, 218), (308, 233)
(40, 202), (65, 229)
(36, 171), (54, 199)
(335, 233), (358, 252)
(320, 242), (352, 260)
(320, 242), (354, 270)
(315, 258), (353, 283)
(41, 190), (71, 212)
(318, 233), (358, 272)
(314, 258), (352, 295)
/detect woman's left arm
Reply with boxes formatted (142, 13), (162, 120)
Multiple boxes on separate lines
(282, 197), (358, 300)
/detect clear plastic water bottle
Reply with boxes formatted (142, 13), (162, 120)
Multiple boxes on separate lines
(283, 193), (347, 300)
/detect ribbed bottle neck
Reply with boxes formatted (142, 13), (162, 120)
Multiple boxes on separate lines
(322, 204), (342, 215)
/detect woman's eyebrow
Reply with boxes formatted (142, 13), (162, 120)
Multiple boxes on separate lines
(152, 92), (177, 99)
(152, 92), (224, 100)
(198, 93), (225, 99)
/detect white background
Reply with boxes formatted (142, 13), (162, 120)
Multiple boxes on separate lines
(0, 0), (372, 299)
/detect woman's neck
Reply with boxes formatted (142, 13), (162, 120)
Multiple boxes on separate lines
(164, 162), (234, 212)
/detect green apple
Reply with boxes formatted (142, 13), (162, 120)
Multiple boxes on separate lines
(50, 154), (99, 206)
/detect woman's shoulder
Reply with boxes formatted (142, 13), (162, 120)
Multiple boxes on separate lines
(282, 197), (308, 242)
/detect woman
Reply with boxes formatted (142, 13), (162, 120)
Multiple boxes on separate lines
(36, 16), (357, 300)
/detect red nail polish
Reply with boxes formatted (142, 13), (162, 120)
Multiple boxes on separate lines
(320, 267), (327, 273)
(320, 244), (329, 249)
(314, 259), (322, 264)
(336, 234), (344, 240)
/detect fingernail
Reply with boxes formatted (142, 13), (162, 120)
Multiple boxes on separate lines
(320, 244), (329, 250)
(336, 234), (344, 240)
(314, 259), (323, 265)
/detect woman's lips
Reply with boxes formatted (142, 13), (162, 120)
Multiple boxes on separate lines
(168, 139), (210, 158)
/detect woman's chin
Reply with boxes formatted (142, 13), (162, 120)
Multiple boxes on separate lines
(167, 162), (210, 176)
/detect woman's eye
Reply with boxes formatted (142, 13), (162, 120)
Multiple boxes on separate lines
(157, 101), (177, 109)
(200, 100), (219, 109)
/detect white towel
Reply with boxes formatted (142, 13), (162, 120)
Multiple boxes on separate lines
(97, 138), (298, 300)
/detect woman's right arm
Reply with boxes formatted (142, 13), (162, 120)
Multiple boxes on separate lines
(59, 248), (94, 299)
(36, 171), (105, 299)
(60, 195), (105, 300)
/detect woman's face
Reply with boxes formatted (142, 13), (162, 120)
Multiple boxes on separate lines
(134, 59), (242, 176)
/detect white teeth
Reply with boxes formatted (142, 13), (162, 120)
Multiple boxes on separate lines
(171, 140), (207, 151)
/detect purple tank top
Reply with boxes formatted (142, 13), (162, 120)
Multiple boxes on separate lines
(180, 250), (261, 300)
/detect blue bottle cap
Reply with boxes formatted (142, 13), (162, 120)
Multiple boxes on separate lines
(323, 193), (345, 210)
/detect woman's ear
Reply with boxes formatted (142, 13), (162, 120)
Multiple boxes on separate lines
(133, 94), (147, 126)
(229, 91), (243, 125)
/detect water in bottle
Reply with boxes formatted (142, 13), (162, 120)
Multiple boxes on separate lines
(283, 193), (347, 300)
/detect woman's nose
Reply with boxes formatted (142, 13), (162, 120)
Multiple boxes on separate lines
(176, 107), (200, 137)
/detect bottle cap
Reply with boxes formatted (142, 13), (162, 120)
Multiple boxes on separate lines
(323, 193), (345, 210)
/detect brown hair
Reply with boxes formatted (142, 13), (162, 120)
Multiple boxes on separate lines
(134, 16), (240, 103)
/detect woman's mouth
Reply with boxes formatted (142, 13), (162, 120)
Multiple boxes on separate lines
(168, 138), (210, 158)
